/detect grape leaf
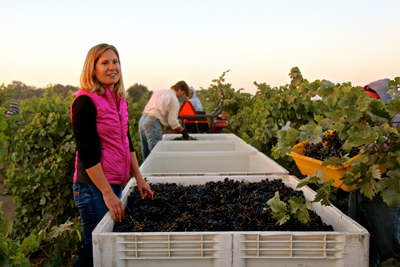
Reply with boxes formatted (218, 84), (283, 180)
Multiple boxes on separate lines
(354, 94), (370, 112)
(308, 128), (323, 144)
(267, 192), (290, 225)
(297, 171), (324, 188)
(293, 205), (311, 225)
(288, 196), (305, 213)
(322, 179), (335, 191)
(271, 212), (291, 225)
(0, 120), (8, 131)
(313, 188), (331, 206)
(267, 192), (287, 213)
(357, 175), (375, 199)
(368, 99), (391, 121)
(369, 164), (383, 180)
(19, 235), (39, 255)
(321, 157), (346, 168)
(345, 106), (363, 122)
(288, 196), (312, 225)
(346, 125), (376, 147)
(378, 170), (400, 207)
(318, 80), (335, 93)
(298, 176), (333, 206)
(0, 218), (13, 238)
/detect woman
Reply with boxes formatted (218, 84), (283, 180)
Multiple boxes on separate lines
(71, 43), (154, 266)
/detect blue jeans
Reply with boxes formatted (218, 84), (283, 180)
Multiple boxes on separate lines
(349, 190), (400, 264)
(72, 182), (123, 267)
(138, 114), (162, 160)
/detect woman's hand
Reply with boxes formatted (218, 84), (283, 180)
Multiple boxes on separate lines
(103, 190), (125, 222)
(85, 163), (125, 222)
(136, 179), (154, 200)
(130, 152), (154, 200)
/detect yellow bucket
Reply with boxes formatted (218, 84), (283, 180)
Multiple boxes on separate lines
(287, 141), (359, 192)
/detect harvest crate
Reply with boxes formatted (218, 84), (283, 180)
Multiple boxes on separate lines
(140, 151), (288, 176)
(151, 140), (257, 153)
(93, 175), (369, 267)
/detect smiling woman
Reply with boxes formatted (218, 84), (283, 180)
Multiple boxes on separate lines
(94, 49), (121, 90)
(70, 43), (154, 267)
(79, 44), (125, 97)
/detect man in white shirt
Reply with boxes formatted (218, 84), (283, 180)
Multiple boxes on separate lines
(139, 80), (190, 160)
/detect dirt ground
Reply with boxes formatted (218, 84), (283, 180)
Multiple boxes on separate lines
(0, 163), (16, 221)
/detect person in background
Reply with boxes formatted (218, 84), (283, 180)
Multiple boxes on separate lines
(6, 101), (19, 116)
(188, 86), (203, 112)
(5, 101), (20, 124)
(71, 43), (154, 267)
(349, 78), (400, 264)
(139, 81), (190, 160)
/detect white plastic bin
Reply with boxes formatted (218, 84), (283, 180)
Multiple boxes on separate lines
(162, 133), (244, 142)
(151, 140), (257, 153)
(93, 175), (369, 267)
(139, 151), (288, 176)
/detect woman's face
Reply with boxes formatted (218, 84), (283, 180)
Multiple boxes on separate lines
(94, 49), (120, 89)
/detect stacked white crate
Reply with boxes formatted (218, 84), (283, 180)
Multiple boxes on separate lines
(93, 133), (369, 267)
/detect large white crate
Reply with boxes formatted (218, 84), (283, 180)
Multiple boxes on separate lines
(140, 151), (288, 176)
(162, 133), (244, 142)
(93, 175), (369, 267)
(151, 140), (258, 153)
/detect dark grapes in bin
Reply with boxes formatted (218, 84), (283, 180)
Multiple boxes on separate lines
(114, 178), (333, 233)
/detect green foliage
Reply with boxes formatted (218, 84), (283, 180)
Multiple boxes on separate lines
(127, 83), (151, 103)
(297, 171), (335, 206)
(0, 83), (15, 108)
(36, 220), (82, 266)
(0, 202), (82, 267)
(288, 67), (304, 90)
(4, 81), (77, 103)
(0, 203), (13, 238)
(127, 91), (152, 165)
(197, 70), (254, 138)
(198, 68), (400, 222)
(3, 87), (77, 235)
(0, 108), (9, 150)
(6, 81), (43, 102)
(275, 72), (400, 208)
(51, 84), (79, 98)
(266, 191), (312, 225)
(199, 70), (253, 117)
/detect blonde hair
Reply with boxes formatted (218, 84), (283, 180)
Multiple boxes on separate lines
(80, 43), (126, 97)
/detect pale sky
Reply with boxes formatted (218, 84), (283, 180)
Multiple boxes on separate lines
(1, 0), (399, 95)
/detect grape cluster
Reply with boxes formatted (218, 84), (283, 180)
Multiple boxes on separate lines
(303, 133), (360, 161)
(114, 178), (333, 232)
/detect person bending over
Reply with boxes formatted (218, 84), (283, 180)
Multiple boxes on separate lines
(139, 80), (190, 160)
